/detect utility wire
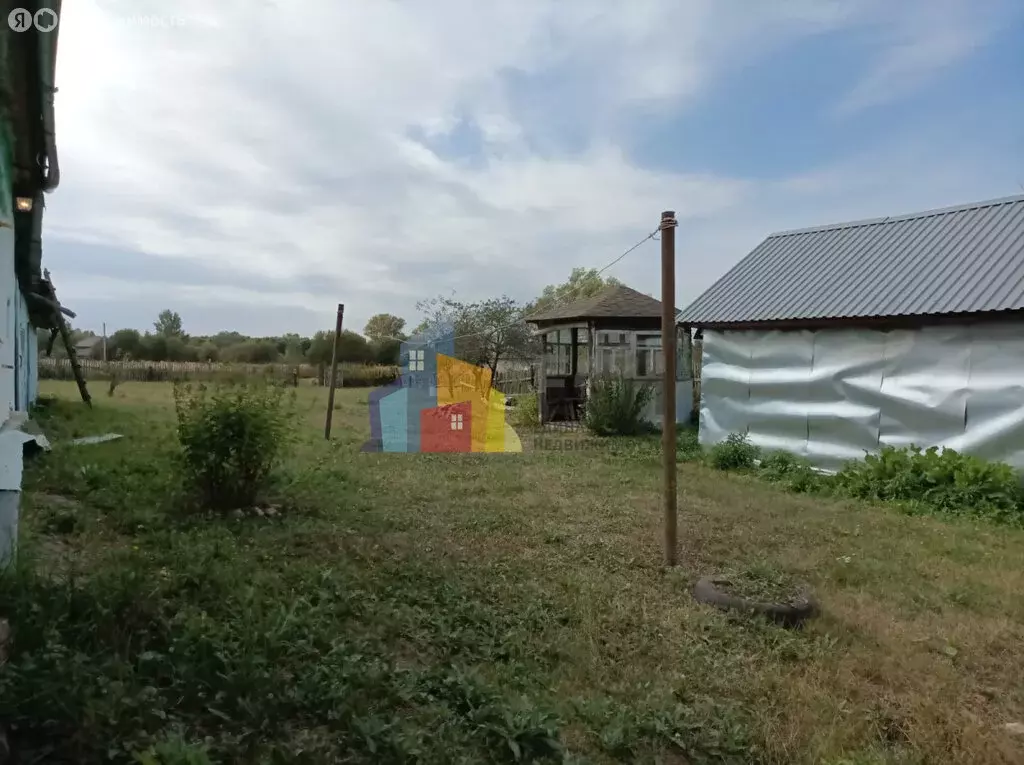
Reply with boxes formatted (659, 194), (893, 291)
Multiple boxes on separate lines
(393, 222), (670, 346)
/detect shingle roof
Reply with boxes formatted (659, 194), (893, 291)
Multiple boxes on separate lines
(526, 284), (668, 323)
(677, 194), (1024, 327)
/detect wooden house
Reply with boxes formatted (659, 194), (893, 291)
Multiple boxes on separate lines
(525, 283), (693, 426)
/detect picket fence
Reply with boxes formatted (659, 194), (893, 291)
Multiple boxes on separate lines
(37, 350), (700, 396)
(42, 358), (324, 384)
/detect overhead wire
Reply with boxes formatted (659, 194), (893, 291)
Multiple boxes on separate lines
(385, 222), (671, 346)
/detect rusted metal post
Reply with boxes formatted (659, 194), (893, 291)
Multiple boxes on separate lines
(324, 303), (345, 439)
(660, 210), (678, 566)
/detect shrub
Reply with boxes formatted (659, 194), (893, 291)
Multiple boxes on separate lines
(172, 382), (294, 511)
(134, 733), (214, 765)
(508, 392), (539, 430)
(676, 428), (702, 462)
(757, 450), (822, 493)
(584, 375), (655, 437)
(338, 363), (399, 388)
(833, 445), (1024, 524)
(707, 431), (760, 471)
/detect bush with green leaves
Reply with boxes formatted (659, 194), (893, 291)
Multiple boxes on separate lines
(757, 450), (823, 493)
(707, 431), (760, 471)
(508, 391), (540, 430)
(584, 375), (655, 437)
(676, 428), (702, 462)
(833, 444), (1024, 524)
(172, 382), (294, 511)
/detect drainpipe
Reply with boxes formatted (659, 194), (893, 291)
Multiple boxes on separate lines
(38, 0), (61, 192)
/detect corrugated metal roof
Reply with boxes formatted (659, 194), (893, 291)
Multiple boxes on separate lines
(677, 194), (1024, 326)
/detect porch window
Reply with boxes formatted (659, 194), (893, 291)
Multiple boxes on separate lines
(635, 334), (662, 378)
(576, 328), (590, 375)
(595, 330), (629, 375)
(543, 329), (573, 376)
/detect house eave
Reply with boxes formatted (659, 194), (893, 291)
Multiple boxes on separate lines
(679, 308), (1024, 332)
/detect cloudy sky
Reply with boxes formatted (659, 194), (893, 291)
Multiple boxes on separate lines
(44, 0), (1024, 338)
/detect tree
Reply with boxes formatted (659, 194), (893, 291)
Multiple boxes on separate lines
(221, 340), (280, 364)
(529, 267), (622, 315)
(363, 313), (407, 342)
(109, 328), (142, 360)
(140, 333), (169, 362)
(370, 338), (402, 365)
(415, 294), (532, 383)
(154, 309), (183, 337)
(306, 329), (372, 366)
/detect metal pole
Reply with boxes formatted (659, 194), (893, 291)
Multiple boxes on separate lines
(660, 210), (678, 566)
(102, 322), (107, 362)
(324, 303), (345, 439)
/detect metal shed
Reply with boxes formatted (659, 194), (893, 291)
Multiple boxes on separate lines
(677, 194), (1024, 470)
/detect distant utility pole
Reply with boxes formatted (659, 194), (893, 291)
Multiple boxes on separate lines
(102, 322), (107, 362)
(324, 303), (345, 440)
(660, 210), (678, 567)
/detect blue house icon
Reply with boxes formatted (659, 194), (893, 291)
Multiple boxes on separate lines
(361, 322), (455, 453)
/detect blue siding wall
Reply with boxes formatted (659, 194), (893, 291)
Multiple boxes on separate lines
(14, 283), (34, 411)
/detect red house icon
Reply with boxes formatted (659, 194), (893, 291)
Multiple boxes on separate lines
(419, 401), (472, 453)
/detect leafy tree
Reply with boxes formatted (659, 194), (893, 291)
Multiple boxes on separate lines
(370, 338), (402, 365)
(415, 294), (532, 383)
(279, 334), (307, 363)
(529, 267), (622, 315)
(140, 333), (169, 362)
(363, 313), (407, 342)
(211, 331), (245, 348)
(195, 342), (219, 362)
(154, 309), (184, 337)
(109, 328), (142, 360)
(221, 340), (280, 364)
(306, 330), (372, 365)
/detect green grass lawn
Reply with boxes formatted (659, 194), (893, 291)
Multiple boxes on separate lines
(3, 380), (1024, 764)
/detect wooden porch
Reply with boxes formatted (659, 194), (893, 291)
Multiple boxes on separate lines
(525, 284), (692, 426)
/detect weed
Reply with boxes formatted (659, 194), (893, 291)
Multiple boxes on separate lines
(834, 445), (1024, 525)
(508, 392), (540, 430)
(584, 374), (655, 437)
(758, 450), (823, 493)
(172, 382), (295, 511)
(708, 431), (760, 471)
(133, 732), (214, 765)
(677, 427), (702, 462)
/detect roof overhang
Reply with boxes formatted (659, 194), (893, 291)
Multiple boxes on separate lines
(679, 308), (1024, 332)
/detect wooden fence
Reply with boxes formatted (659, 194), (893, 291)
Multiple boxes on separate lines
(38, 358), (396, 387)
(37, 346), (701, 397)
(39, 358), (537, 392)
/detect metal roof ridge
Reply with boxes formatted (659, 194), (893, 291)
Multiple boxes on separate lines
(766, 193), (1024, 240)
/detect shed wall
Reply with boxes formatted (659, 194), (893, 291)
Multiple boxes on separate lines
(699, 323), (1024, 471)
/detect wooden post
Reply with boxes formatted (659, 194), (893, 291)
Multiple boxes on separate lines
(660, 210), (678, 566)
(56, 310), (91, 407)
(324, 303), (345, 439)
(537, 331), (548, 425)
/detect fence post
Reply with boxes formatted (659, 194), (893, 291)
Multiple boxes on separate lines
(324, 304), (345, 439)
(660, 210), (678, 567)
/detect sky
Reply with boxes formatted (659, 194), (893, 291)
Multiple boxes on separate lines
(43, 0), (1024, 338)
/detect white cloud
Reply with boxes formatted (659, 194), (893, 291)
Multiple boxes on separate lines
(44, 0), (1019, 335)
(834, 0), (1015, 114)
